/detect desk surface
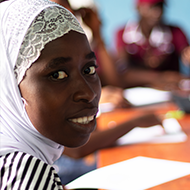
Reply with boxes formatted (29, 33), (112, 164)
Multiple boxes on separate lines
(96, 102), (190, 190)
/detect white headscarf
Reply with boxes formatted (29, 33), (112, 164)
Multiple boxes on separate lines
(0, 0), (85, 164)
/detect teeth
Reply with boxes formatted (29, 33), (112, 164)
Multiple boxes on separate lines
(69, 115), (94, 124)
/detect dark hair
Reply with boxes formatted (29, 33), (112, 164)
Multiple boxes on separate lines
(0, 0), (8, 2)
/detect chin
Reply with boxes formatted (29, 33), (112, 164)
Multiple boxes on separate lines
(64, 135), (90, 148)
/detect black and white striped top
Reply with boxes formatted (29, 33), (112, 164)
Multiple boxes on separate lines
(0, 152), (63, 190)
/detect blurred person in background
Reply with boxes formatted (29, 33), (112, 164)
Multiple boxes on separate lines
(115, 0), (190, 90)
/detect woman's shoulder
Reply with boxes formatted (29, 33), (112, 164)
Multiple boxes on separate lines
(0, 151), (63, 190)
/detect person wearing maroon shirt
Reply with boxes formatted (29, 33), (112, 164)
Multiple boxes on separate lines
(115, 0), (190, 90)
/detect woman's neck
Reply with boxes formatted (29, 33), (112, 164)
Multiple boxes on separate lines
(139, 20), (154, 38)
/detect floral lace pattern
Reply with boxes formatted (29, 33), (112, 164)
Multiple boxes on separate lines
(14, 5), (84, 84)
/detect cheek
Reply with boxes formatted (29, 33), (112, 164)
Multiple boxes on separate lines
(20, 81), (67, 131)
(24, 92), (69, 142)
(94, 78), (102, 101)
(26, 88), (67, 120)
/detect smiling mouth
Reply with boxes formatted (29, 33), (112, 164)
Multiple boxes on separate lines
(69, 115), (95, 124)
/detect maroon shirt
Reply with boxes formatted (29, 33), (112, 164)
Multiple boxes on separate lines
(116, 21), (189, 72)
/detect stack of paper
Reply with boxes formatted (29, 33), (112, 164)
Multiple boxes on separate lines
(66, 156), (190, 190)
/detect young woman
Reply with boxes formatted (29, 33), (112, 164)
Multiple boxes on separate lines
(0, 0), (101, 189)
(0, 0), (162, 189)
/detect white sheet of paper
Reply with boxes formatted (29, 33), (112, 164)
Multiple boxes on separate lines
(123, 87), (171, 106)
(65, 156), (190, 190)
(117, 118), (187, 145)
(98, 87), (171, 114)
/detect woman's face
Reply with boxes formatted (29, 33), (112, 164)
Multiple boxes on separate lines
(138, 3), (163, 27)
(19, 31), (101, 147)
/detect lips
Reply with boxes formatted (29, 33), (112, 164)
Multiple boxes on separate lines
(69, 115), (95, 124)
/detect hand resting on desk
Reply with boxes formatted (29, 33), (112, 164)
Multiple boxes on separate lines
(128, 113), (163, 128)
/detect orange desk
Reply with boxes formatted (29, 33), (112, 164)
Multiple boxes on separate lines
(96, 102), (190, 189)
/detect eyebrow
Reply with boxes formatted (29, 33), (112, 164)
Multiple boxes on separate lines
(45, 57), (71, 70)
(85, 51), (97, 60)
(44, 51), (96, 70)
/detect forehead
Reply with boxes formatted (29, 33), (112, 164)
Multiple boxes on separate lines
(32, 31), (95, 70)
(41, 31), (91, 57)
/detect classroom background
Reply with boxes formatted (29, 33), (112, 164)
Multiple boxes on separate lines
(89, 0), (190, 51)
(69, 0), (190, 75)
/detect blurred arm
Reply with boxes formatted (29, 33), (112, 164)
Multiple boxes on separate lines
(63, 113), (162, 158)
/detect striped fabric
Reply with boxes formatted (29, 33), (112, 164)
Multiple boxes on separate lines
(0, 152), (63, 190)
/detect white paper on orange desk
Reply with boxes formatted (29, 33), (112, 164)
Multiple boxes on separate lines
(123, 87), (171, 106)
(65, 156), (190, 190)
(116, 118), (187, 145)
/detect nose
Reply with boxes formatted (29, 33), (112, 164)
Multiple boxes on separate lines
(153, 7), (163, 19)
(73, 76), (97, 103)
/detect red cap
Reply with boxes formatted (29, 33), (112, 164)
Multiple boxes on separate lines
(136, 0), (165, 5)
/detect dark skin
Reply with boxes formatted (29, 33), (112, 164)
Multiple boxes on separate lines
(78, 7), (122, 87)
(77, 7), (131, 107)
(51, 0), (121, 87)
(19, 31), (101, 147)
(15, 4), (164, 189)
(45, 0), (164, 160)
(51, 0), (129, 107)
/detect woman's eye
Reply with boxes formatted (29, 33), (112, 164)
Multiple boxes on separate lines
(84, 66), (96, 75)
(50, 71), (68, 80)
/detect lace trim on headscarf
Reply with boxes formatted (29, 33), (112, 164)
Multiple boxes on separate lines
(14, 6), (84, 84)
